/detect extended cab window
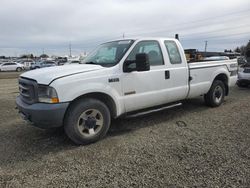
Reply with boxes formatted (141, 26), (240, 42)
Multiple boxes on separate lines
(164, 41), (182, 64)
(126, 41), (164, 66)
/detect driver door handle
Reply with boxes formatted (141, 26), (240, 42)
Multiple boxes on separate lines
(165, 70), (170, 79)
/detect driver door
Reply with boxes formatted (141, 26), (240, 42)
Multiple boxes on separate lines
(121, 40), (168, 112)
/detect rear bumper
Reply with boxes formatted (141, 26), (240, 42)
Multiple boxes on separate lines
(16, 96), (69, 129)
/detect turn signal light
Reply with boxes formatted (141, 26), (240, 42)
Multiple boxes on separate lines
(51, 98), (59, 103)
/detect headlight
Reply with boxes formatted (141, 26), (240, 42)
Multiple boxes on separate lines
(38, 85), (59, 103)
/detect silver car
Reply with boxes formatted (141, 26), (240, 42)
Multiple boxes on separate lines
(237, 64), (250, 87)
(0, 62), (24, 72)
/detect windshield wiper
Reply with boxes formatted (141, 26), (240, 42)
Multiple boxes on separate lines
(85, 61), (99, 65)
(84, 61), (116, 67)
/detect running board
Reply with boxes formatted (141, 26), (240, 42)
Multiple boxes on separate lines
(126, 102), (182, 118)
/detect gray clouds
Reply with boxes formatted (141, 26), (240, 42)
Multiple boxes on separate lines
(0, 0), (249, 56)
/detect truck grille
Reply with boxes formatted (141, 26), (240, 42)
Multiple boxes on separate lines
(19, 78), (38, 104)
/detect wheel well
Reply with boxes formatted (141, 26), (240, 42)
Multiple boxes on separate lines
(214, 74), (229, 96)
(69, 92), (117, 118)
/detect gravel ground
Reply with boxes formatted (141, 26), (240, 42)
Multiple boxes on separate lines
(0, 76), (249, 187)
(0, 71), (23, 79)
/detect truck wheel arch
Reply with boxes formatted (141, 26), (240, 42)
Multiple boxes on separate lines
(213, 73), (229, 96)
(66, 92), (117, 119)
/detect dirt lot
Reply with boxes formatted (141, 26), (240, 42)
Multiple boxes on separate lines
(0, 75), (249, 187)
(0, 72), (23, 79)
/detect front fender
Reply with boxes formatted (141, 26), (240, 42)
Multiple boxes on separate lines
(51, 80), (124, 117)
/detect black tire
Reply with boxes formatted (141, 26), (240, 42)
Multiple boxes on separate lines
(204, 80), (225, 107)
(64, 98), (111, 145)
(16, 67), (22, 72)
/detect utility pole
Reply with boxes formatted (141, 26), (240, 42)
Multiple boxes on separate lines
(123, 33), (125, 39)
(204, 41), (208, 52)
(42, 48), (44, 54)
(69, 42), (72, 57)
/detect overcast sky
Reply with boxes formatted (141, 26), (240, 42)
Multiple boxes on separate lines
(0, 0), (249, 56)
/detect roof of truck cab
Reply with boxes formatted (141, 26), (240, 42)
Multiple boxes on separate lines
(106, 37), (177, 43)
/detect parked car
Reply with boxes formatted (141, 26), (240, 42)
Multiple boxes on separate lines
(20, 60), (35, 70)
(30, 61), (56, 69)
(56, 57), (67, 65)
(0, 62), (24, 72)
(64, 60), (81, 65)
(16, 38), (238, 145)
(237, 63), (250, 87)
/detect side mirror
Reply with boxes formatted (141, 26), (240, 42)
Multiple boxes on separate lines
(135, 53), (150, 72)
(123, 60), (136, 73)
(123, 53), (150, 73)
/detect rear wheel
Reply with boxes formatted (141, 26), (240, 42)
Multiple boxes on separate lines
(204, 80), (225, 107)
(64, 98), (111, 145)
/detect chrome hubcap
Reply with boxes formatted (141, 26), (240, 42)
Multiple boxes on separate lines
(77, 109), (104, 137)
(213, 86), (223, 104)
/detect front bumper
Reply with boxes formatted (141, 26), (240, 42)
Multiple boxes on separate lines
(237, 79), (250, 85)
(16, 96), (69, 129)
(238, 72), (250, 80)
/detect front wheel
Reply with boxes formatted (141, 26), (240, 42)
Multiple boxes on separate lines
(16, 67), (22, 72)
(64, 98), (111, 145)
(204, 80), (225, 107)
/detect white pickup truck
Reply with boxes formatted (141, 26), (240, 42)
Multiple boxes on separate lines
(16, 38), (238, 144)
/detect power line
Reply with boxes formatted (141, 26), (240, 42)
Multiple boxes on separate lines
(182, 31), (250, 41)
(179, 24), (250, 37)
(63, 9), (250, 49)
(124, 9), (250, 37)
(126, 18), (249, 38)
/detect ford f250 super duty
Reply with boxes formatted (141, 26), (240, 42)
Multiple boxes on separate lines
(16, 38), (238, 144)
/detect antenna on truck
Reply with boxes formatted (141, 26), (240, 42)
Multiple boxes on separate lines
(175, 34), (179, 40)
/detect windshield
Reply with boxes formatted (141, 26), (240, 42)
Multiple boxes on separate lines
(82, 40), (134, 67)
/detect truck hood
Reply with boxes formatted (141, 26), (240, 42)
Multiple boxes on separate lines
(20, 64), (104, 85)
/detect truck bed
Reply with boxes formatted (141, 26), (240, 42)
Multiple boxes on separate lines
(188, 59), (238, 98)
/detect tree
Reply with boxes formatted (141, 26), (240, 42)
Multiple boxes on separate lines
(224, 49), (232, 53)
(40, 54), (49, 58)
(20, 54), (28, 58)
(20, 54), (34, 59)
(234, 47), (241, 53)
(239, 45), (246, 56)
(246, 41), (250, 62)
